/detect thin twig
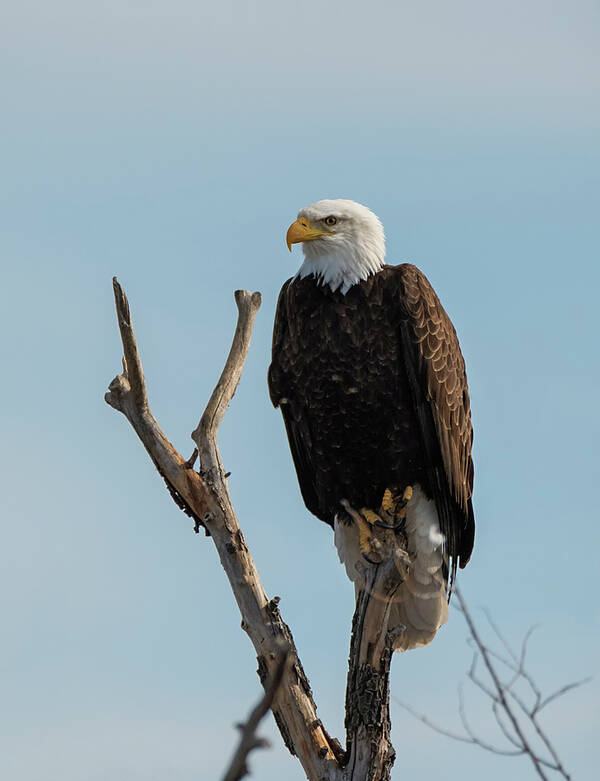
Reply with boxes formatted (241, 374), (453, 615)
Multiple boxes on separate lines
(396, 587), (585, 780)
(483, 608), (520, 665)
(454, 587), (550, 780)
(394, 698), (483, 745)
(222, 650), (289, 781)
(491, 699), (523, 750)
(458, 684), (523, 757)
(538, 678), (591, 713)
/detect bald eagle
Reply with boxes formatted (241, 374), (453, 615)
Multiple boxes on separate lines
(268, 200), (474, 650)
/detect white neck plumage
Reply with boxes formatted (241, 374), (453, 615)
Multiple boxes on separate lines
(296, 236), (385, 295)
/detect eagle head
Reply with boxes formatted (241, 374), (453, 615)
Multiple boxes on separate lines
(286, 199), (386, 294)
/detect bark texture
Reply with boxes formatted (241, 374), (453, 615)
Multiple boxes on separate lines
(344, 562), (400, 780)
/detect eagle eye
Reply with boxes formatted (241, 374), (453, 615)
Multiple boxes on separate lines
(325, 216), (337, 227)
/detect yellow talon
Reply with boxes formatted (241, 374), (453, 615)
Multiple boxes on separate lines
(357, 509), (382, 555)
(339, 499), (388, 561)
(360, 508), (382, 526)
(378, 485), (414, 522)
(357, 517), (373, 554)
(381, 488), (394, 513)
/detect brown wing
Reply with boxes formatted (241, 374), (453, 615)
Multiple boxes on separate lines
(397, 264), (475, 573)
(268, 279), (325, 521)
(267, 279), (290, 407)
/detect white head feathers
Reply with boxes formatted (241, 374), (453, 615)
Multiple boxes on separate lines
(293, 199), (386, 294)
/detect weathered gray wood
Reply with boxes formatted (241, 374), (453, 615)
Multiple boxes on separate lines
(344, 564), (399, 781)
(105, 278), (396, 781)
(191, 289), (262, 484)
(106, 279), (342, 780)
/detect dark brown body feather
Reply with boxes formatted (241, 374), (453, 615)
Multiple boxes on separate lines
(268, 264), (474, 574)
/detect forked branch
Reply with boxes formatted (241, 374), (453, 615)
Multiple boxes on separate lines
(105, 279), (343, 780)
(105, 278), (404, 781)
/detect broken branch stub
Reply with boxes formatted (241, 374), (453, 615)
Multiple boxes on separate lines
(192, 289), (262, 481)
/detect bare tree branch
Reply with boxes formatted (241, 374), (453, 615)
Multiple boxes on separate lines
(395, 697), (487, 746)
(395, 586), (587, 780)
(458, 683), (524, 757)
(192, 289), (262, 482)
(454, 588), (550, 780)
(222, 650), (290, 781)
(538, 678), (591, 712)
(105, 279), (343, 781)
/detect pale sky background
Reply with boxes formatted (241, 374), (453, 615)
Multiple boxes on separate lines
(1, 1), (599, 779)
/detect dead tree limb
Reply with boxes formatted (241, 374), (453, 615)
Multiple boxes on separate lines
(105, 279), (400, 780)
(105, 279), (343, 780)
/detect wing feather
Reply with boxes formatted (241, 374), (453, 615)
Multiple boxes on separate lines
(268, 279), (325, 521)
(396, 264), (475, 575)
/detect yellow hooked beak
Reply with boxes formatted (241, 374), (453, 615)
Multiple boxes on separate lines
(286, 217), (330, 251)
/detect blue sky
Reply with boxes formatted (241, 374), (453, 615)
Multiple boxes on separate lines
(1, 1), (599, 779)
